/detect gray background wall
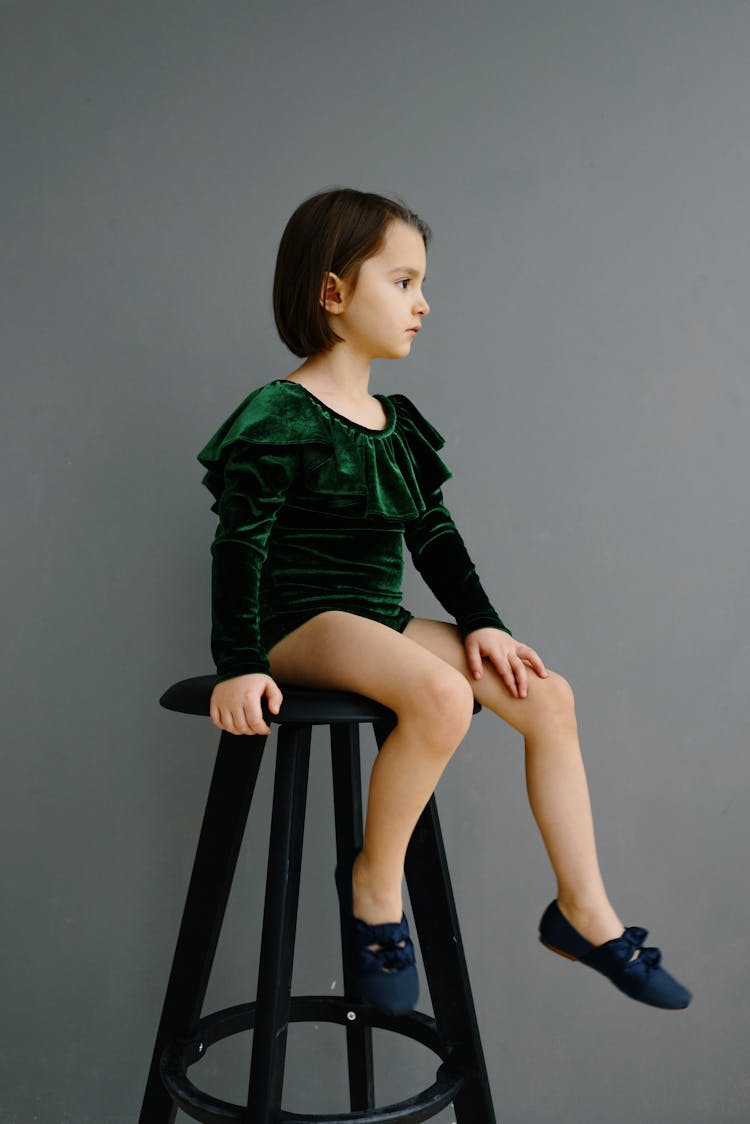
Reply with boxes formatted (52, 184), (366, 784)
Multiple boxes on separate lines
(2, 2), (748, 1121)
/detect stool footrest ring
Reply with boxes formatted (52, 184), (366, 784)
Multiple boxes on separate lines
(160, 995), (465, 1124)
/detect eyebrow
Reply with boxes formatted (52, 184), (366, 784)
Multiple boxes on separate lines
(388, 266), (427, 281)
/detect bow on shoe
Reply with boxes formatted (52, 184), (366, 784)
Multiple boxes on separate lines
(378, 940), (416, 973)
(620, 927), (663, 979)
(587, 923), (689, 1007)
(584, 924), (662, 981)
(353, 916), (416, 976)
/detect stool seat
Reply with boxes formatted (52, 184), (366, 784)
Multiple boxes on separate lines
(139, 676), (496, 1124)
(160, 675), (400, 725)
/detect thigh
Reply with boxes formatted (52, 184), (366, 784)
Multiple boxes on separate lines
(267, 610), (474, 720)
(402, 616), (573, 737)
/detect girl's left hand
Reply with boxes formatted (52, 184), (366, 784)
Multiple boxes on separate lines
(463, 627), (548, 699)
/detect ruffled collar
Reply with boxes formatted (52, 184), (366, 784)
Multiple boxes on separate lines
(197, 378), (454, 522)
(272, 379), (397, 437)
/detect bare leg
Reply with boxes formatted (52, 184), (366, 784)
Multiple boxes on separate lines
(401, 618), (627, 947)
(352, 707), (472, 923)
(522, 704), (624, 945)
(266, 611), (476, 925)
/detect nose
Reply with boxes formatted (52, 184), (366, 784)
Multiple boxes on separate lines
(415, 292), (429, 317)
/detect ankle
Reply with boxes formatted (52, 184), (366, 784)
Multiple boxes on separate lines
(555, 894), (624, 946)
(352, 852), (403, 925)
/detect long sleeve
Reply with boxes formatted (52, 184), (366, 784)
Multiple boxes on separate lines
(207, 441), (298, 684)
(403, 483), (512, 639)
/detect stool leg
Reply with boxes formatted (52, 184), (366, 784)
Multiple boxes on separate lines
(246, 722), (311, 1123)
(331, 722), (375, 1112)
(139, 729), (267, 1124)
(372, 719), (497, 1124)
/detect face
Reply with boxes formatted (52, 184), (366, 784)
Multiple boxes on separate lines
(323, 219), (430, 359)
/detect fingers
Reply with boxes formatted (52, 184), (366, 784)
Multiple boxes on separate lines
(494, 654), (532, 699)
(244, 682), (284, 733)
(493, 654), (520, 698)
(267, 683), (284, 715)
(516, 643), (548, 679)
(210, 683), (284, 736)
(242, 700), (273, 736)
(495, 646), (545, 699)
(469, 638), (523, 698)
(507, 651), (528, 698)
(466, 642), (484, 680)
(211, 705), (271, 736)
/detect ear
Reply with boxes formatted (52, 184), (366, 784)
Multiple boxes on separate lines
(319, 270), (347, 315)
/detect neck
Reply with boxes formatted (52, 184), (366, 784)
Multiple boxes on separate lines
(291, 348), (374, 401)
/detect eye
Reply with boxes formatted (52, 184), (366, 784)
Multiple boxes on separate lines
(397, 278), (410, 289)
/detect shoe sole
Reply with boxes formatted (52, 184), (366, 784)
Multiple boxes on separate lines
(539, 935), (579, 962)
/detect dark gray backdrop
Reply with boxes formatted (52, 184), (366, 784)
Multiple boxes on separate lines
(2, 2), (748, 1122)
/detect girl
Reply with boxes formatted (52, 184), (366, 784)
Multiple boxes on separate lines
(196, 187), (691, 1016)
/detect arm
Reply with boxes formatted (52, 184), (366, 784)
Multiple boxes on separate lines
(403, 483), (512, 639)
(404, 484), (550, 699)
(208, 441), (297, 684)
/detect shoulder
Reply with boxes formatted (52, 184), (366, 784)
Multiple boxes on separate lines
(197, 380), (331, 467)
(387, 392), (447, 452)
(382, 391), (454, 497)
(197, 380), (333, 510)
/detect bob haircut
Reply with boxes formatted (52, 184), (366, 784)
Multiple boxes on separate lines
(273, 187), (432, 358)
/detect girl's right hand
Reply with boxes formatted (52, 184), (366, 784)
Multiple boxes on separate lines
(209, 673), (283, 736)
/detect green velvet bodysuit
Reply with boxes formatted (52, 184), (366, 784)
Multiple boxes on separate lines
(196, 378), (511, 686)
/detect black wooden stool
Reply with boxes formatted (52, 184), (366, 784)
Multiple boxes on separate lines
(138, 676), (497, 1124)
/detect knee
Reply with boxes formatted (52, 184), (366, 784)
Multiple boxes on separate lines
(525, 671), (577, 735)
(407, 667), (475, 749)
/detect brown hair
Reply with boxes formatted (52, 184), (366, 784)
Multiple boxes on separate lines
(272, 187), (432, 358)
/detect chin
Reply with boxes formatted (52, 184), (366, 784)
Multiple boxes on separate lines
(375, 344), (408, 360)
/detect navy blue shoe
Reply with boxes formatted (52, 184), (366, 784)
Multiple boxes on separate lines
(335, 852), (419, 1016)
(539, 900), (692, 1010)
